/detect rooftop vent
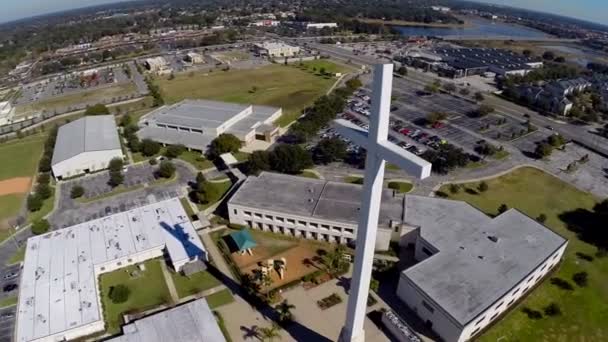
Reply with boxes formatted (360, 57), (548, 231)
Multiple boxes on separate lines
(478, 255), (485, 260)
(308, 198), (314, 203)
(488, 235), (499, 243)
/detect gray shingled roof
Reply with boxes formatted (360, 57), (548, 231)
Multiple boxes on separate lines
(51, 115), (121, 166)
(401, 195), (567, 326)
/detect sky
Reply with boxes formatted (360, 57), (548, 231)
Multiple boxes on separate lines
(0, 0), (607, 25)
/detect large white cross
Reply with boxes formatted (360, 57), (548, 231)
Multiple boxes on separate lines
(336, 64), (432, 342)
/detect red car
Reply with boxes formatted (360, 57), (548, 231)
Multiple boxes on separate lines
(432, 122), (445, 129)
(400, 128), (411, 135)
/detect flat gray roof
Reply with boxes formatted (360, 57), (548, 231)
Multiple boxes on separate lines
(16, 198), (206, 342)
(401, 195), (567, 326)
(145, 99), (250, 130)
(108, 298), (225, 342)
(51, 115), (121, 165)
(137, 126), (215, 151)
(228, 172), (404, 228)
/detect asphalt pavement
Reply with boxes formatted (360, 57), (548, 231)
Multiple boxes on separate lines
(0, 306), (16, 342)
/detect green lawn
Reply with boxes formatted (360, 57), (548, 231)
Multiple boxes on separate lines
(26, 186), (55, 223)
(179, 197), (196, 219)
(197, 180), (233, 210)
(177, 150), (215, 170)
(156, 64), (343, 127)
(387, 181), (413, 193)
(0, 194), (24, 231)
(99, 259), (172, 334)
(0, 133), (46, 180)
(170, 270), (221, 298)
(0, 296), (17, 308)
(438, 167), (607, 342)
(7, 247), (25, 265)
(298, 170), (320, 179)
(344, 176), (364, 184)
(205, 289), (235, 309)
(301, 59), (352, 74)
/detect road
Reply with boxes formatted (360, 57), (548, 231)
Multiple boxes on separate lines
(309, 42), (608, 157)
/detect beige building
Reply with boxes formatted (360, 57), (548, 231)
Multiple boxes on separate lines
(254, 41), (300, 57)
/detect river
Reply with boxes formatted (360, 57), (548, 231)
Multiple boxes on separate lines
(395, 18), (550, 39)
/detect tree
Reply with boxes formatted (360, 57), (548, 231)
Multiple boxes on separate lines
(536, 213), (547, 224)
(543, 303), (562, 316)
(27, 194), (44, 212)
(449, 184), (461, 194)
(196, 172), (206, 184)
(207, 134), (242, 159)
(256, 324), (281, 342)
(321, 245), (349, 276)
(535, 142), (553, 158)
(71, 185), (85, 199)
(247, 151), (271, 175)
(474, 92), (485, 102)
(164, 144), (186, 158)
(35, 183), (52, 200)
(314, 138), (347, 164)
(276, 300), (296, 323)
(108, 284), (131, 304)
(397, 66), (408, 76)
(426, 111), (447, 125)
(345, 77), (362, 90)
(572, 271), (588, 287)
(31, 219), (50, 235)
(108, 171), (124, 187)
(497, 204), (509, 214)
(141, 139), (161, 156)
(471, 104), (495, 117)
(108, 158), (124, 172)
(85, 103), (110, 116)
(478, 181), (489, 192)
(38, 156), (52, 173)
(548, 134), (565, 147)
(37, 173), (51, 184)
(424, 81), (440, 93)
(120, 115), (133, 127)
(158, 161), (176, 178)
(542, 51), (556, 61)
(269, 144), (313, 174)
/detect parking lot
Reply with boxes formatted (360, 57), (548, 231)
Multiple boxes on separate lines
(0, 306), (16, 342)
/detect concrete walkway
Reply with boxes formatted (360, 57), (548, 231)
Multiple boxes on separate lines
(200, 231), (237, 283)
(159, 261), (179, 303)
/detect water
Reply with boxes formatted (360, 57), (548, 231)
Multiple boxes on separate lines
(541, 45), (607, 67)
(395, 18), (549, 39)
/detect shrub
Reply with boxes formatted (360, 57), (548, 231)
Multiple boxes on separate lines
(575, 252), (594, 262)
(27, 194), (43, 212)
(370, 278), (379, 293)
(108, 158), (124, 172)
(109, 284), (131, 304)
(550, 277), (574, 291)
(158, 161), (176, 178)
(478, 181), (488, 192)
(536, 213), (547, 224)
(164, 144), (186, 158)
(497, 203), (508, 214)
(317, 293), (342, 310)
(141, 139), (161, 156)
(37, 173), (51, 185)
(35, 183), (52, 200)
(522, 307), (543, 320)
(31, 219), (50, 235)
(149, 158), (158, 165)
(70, 185), (85, 199)
(543, 302), (562, 316)
(572, 272), (588, 287)
(449, 184), (460, 194)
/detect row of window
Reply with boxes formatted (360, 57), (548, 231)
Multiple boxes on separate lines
(156, 124), (203, 134)
(245, 220), (354, 244)
(238, 209), (354, 234)
(470, 251), (563, 337)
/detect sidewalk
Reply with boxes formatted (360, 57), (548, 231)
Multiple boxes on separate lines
(159, 261), (179, 303)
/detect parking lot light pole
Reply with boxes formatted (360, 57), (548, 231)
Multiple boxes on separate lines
(335, 64), (432, 342)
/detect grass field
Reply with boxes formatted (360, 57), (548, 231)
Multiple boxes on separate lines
(438, 167), (607, 342)
(301, 59), (352, 74)
(99, 259), (172, 334)
(0, 296), (17, 308)
(170, 270), (221, 298)
(387, 181), (413, 193)
(0, 194), (24, 231)
(197, 180), (233, 210)
(7, 247), (25, 265)
(344, 176), (364, 184)
(298, 170), (320, 179)
(0, 134), (46, 181)
(26, 186), (55, 223)
(156, 63), (345, 127)
(206, 289), (235, 309)
(15, 82), (138, 117)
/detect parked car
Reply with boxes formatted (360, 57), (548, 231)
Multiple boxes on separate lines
(3, 283), (18, 292)
(3, 271), (18, 280)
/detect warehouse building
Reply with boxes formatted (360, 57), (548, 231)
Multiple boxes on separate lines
(108, 298), (225, 342)
(434, 48), (542, 77)
(137, 99), (281, 152)
(143, 57), (171, 75)
(51, 115), (124, 180)
(15, 197), (207, 342)
(396, 196), (567, 342)
(228, 172), (406, 251)
(253, 41), (300, 57)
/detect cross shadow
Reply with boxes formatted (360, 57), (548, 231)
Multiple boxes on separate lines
(205, 261), (332, 341)
(240, 325), (260, 340)
(159, 221), (205, 261)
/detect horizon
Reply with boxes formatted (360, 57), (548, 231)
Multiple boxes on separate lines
(0, 0), (607, 26)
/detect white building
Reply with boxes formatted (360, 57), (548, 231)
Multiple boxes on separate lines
(396, 196), (568, 342)
(137, 99), (282, 152)
(108, 298), (225, 342)
(51, 115), (124, 180)
(254, 41), (300, 57)
(431, 6), (451, 12)
(0, 101), (13, 125)
(251, 20), (280, 27)
(306, 22), (338, 29)
(143, 56), (171, 75)
(15, 197), (207, 342)
(185, 52), (205, 64)
(228, 172), (404, 251)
